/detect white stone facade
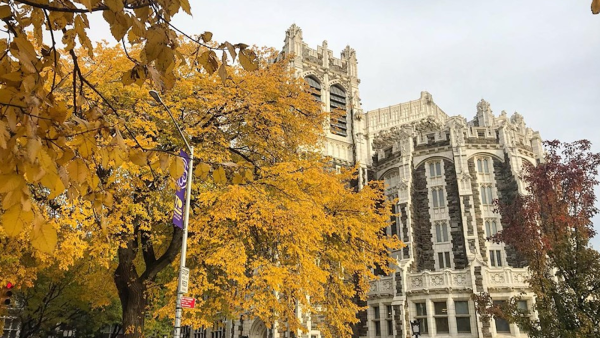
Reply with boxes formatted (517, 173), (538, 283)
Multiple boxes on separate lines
(227, 25), (543, 338)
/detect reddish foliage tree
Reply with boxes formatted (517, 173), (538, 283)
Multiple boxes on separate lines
(494, 140), (600, 337)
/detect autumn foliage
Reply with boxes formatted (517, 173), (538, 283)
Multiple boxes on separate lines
(0, 2), (402, 336)
(494, 140), (600, 337)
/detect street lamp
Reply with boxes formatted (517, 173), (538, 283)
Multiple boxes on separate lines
(149, 90), (194, 338)
(410, 320), (421, 337)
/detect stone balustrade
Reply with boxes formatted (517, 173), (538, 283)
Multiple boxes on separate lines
(484, 267), (529, 289)
(407, 270), (472, 292)
(368, 276), (395, 297)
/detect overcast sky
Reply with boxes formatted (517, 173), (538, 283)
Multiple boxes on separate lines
(89, 0), (600, 247)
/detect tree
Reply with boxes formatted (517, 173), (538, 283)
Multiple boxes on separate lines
(1, 38), (401, 338)
(0, 0), (257, 253)
(14, 262), (121, 338)
(493, 140), (600, 337)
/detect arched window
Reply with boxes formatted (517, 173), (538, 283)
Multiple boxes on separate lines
(329, 84), (347, 137)
(305, 76), (321, 102)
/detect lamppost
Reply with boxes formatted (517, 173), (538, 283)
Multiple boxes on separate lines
(149, 90), (194, 338)
(410, 320), (421, 337)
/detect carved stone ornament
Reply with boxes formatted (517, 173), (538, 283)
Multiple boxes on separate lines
(372, 126), (413, 150)
(413, 116), (442, 133)
(477, 99), (492, 115)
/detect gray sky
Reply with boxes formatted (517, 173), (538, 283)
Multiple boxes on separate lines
(89, 0), (600, 247)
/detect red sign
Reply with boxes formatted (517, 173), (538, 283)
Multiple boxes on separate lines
(181, 296), (195, 309)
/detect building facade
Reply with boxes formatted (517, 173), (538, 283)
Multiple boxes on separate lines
(278, 24), (543, 338)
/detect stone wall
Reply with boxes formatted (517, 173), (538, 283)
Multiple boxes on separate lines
(468, 159), (488, 261)
(411, 164), (435, 272)
(443, 160), (468, 269)
(400, 203), (410, 258)
(492, 155), (527, 268)
(392, 305), (403, 338)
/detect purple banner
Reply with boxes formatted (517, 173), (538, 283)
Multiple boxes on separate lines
(173, 150), (190, 228)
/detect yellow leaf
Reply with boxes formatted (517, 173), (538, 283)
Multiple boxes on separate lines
(0, 5), (11, 19)
(122, 70), (135, 86)
(170, 156), (185, 179)
(218, 63), (227, 85)
(0, 174), (25, 193)
(31, 219), (57, 253)
(79, 0), (93, 11)
(194, 162), (211, 180)
(67, 158), (89, 184)
(104, 0), (124, 12)
(244, 169), (254, 182)
(232, 173), (243, 185)
(1, 205), (33, 237)
(1, 72), (23, 82)
(198, 50), (218, 75)
(239, 48), (259, 71)
(180, 0), (191, 14)
(89, 173), (100, 189)
(213, 166), (227, 184)
(26, 138), (42, 163)
(2, 189), (23, 210)
(593, 0), (600, 14)
(129, 149), (147, 166)
(201, 31), (213, 43)
(78, 137), (96, 158)
(24, 163), (45, 183)
(0, 120), (8, 149)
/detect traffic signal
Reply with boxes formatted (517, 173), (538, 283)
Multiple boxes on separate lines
(2, 282), (14, 306)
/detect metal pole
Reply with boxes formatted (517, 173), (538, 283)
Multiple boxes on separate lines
(174, 146), (193, 338)
(148, 91), (194, 338)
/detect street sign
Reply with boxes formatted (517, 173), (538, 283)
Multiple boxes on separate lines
(180, 267), (190, 294)
(181, 296), (195, 309)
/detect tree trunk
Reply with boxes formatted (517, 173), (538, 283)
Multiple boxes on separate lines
(115, 260), (147, 338)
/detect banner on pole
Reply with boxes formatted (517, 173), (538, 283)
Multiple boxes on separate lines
(173, 150), (190, 228)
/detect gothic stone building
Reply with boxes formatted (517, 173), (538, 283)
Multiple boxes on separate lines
(231, 25), (543, 338)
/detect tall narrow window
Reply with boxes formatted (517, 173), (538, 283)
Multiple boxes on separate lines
(438, 252), (451, 269)
(434, 301), (449, 333)
(415, 303), (428, 334)
(329, 85), (347, 137)
(435, 222), (449, 243)
(486, 220), (499, 237)
(481, 185), (493, 205)
(373, 305), (381, 336)
(305, 76), (321, 102)
(432, 188), (445, 208)
(483, 159), (490, 173)
(386, 305), (393, 336)
(493, 301), (511, 332)
(455, 301), (471, 333)
(489, 250), (503, 267)
(429, 160), (442, 177)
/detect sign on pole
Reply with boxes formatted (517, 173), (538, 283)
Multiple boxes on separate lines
(180, 267), (190, 294)
(173, 150), (190, 228)
(181, 296), (196, 309)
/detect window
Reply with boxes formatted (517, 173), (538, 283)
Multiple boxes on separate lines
(329, 85), (347, 137)
(485, 220), (498, 237)
(434, 301), (449, 333)
(305, 76), (321, 102)
(435, 222), (449, 243)
(432, 188), (445, 208)
(517, 300), (529, 314)
(415, 303), (428, 334)
(493, 301), (511, 332)
(480, 185), (493, 205)
(489, 250), (503, 267)
(438, 252), (452, 269)
(193, 327), (207, 338)
(373, 306), (381, 336)
(477, 158), (490, 174)
(455, 301), (471, 333)
(429, 161), (442, 178)
(386, 305), (393, 336)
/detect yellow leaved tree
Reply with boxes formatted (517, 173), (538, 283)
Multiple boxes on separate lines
(0, 2), (401, 337)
